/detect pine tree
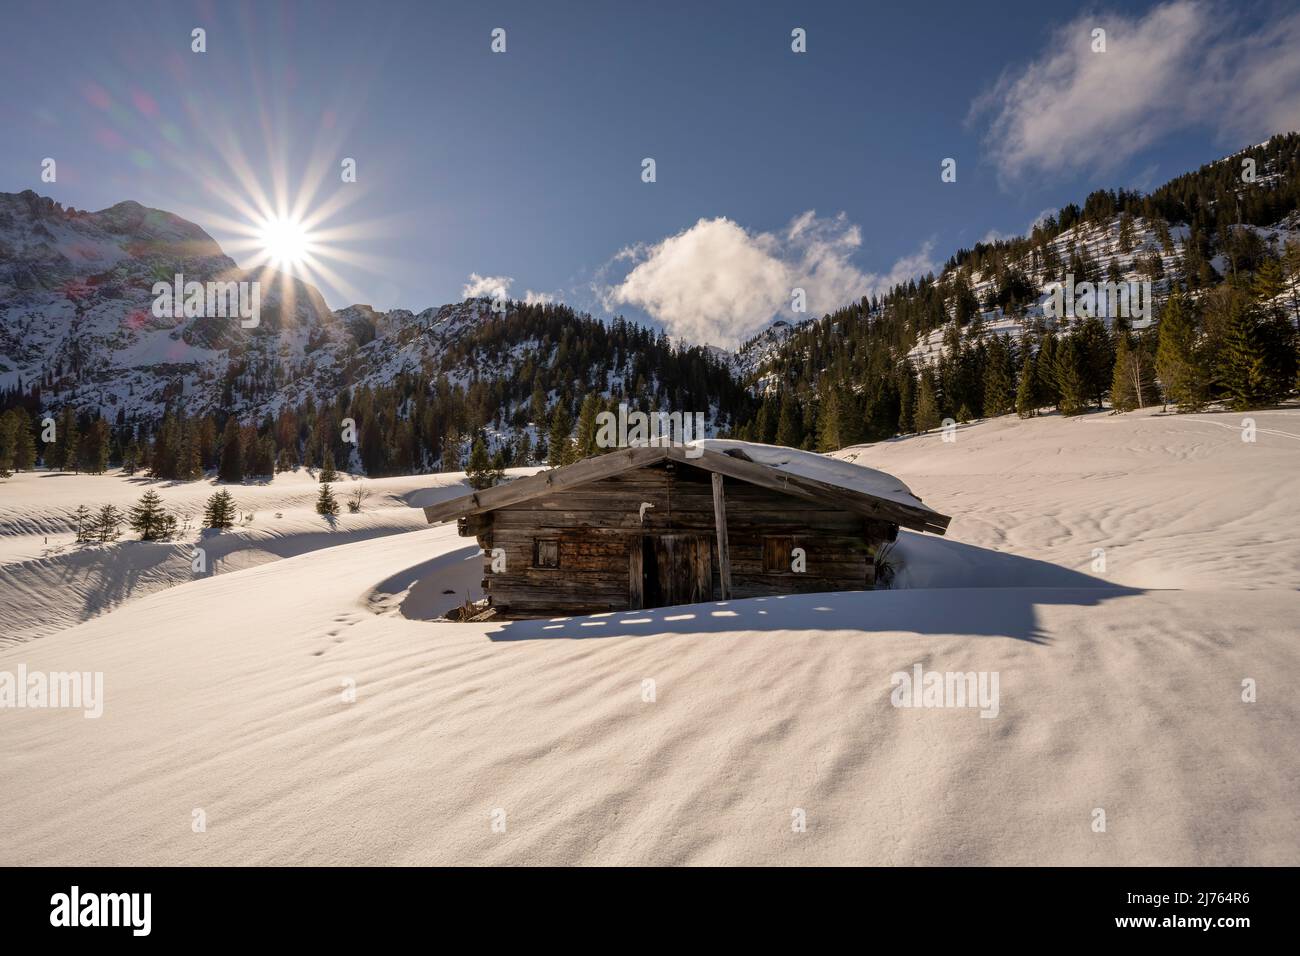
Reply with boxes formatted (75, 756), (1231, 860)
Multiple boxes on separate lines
(800, 399), (819, 451)
(573, 393), (601, 458)
(1110, 332), (1138, 411)
(775, 392), (802, 447)
(1217, 296), (1272, 410)
(203, 490), (237, 530)
(12, 410), (36, 471)
(897, 364), (916, 433)
(982, 337), (1015, 417)
(1054, 337), (1087, 416)
(1015, 352), (1038, 418)
(121, 440), (140, 475)
(1036, 335), (1061, 408)
(529, 384), (548, 427)
(754, 395), (778, 444)
(1258, 309), (1298, 399)
(1076, 317), (1113, 409)
(952, 275), (979, 327)
(547, 406), (573, 467)
(197, 416), (219, 470)
(75, 416), (108, 476)
(73, 504), (92, 542)
(816, 389), (842, 452)
(836, 389), (865, 447)
(176, 429), (202, 481)
(442, 427), (463, 472)
(466, 438), (503, 490)
(1118, 213), (1135, 254)
(253, 436), (276, 477)
(1155, 219), (1174, 254)
(128, 489), (172, 541)
(1155, 291), (1206, 410)
(0, 411), (16, 473)
(149, 411), (180, 479)
(315, 482), (340, 517)
(1283, 239), (1300, 323)
(218, 418), (244, 483)
(93, 504), (123, 542)
(54, 406), (79, 472)
(319, 449), (338, 482)
(914, 372), (941, 432)
(1253, 255), (1286, 319)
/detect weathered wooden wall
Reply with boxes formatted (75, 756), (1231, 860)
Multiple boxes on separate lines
(463, 461), (895, 617)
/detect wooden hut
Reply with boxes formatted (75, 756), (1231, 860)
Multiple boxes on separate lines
(423, 441), (950, 617)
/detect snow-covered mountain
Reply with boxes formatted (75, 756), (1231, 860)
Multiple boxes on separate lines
(0, 193), (602, 427)
(0, 189), (345, 420)
(0, 190), (745, 443)
(4, 133), (1298, 433)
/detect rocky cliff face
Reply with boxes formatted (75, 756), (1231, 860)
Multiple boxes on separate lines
(0, 191), (357, 420)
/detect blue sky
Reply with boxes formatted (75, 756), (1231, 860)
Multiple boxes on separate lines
(2, 0), (1298, 346)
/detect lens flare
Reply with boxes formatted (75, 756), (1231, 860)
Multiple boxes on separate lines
(257, 215), (312, 269)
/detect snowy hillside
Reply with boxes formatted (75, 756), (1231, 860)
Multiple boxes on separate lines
(2, 406), (1297, 864)
(0, 467), (541, 644)
(908, 215), (1192, 367)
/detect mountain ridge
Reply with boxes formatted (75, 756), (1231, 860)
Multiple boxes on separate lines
(2, 133), (1298, 475)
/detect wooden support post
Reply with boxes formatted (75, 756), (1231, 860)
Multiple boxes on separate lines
(711, 472), (731, 600)
(629, 536), (644, 610)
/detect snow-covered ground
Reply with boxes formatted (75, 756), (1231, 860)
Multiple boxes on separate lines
(1, 408), (1298, 865)
(0, 468), (526, 644)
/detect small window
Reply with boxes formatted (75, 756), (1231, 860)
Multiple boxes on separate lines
(533, 538), (559, 568)
(763, 536), (795, 574)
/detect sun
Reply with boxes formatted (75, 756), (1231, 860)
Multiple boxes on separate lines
(257, 215), (312, 270)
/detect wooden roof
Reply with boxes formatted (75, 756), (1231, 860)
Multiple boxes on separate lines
(424, 445), (951, 535)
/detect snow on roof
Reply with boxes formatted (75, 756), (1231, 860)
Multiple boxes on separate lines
(687, 438), (934, 514)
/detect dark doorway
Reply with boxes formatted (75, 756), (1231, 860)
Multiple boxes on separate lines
(636, 534), (712, 609)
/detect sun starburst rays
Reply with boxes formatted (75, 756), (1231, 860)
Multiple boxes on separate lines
(156, 81), (392, 313)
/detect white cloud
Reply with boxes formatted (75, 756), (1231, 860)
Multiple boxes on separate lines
(461, 272), (512, 300)
(970, 0), (1300, 182)
(462, 275), (559, 308)
(1029, 208), (1058, 232)
(980, 228), (1018, 246)
(604, 213), (937, 349)
(980, 209), (1065, 245)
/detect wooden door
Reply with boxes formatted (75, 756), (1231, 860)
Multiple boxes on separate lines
(643, 534), (713, 608)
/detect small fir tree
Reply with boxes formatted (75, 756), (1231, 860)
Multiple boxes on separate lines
(316, 482), (340, 516)
(203, 489), (237, 530)
(93, 504), (123, 542)
(73, 504), (92, 542)
(128, 489), (172, 541)
(466, 438), (503, 490)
